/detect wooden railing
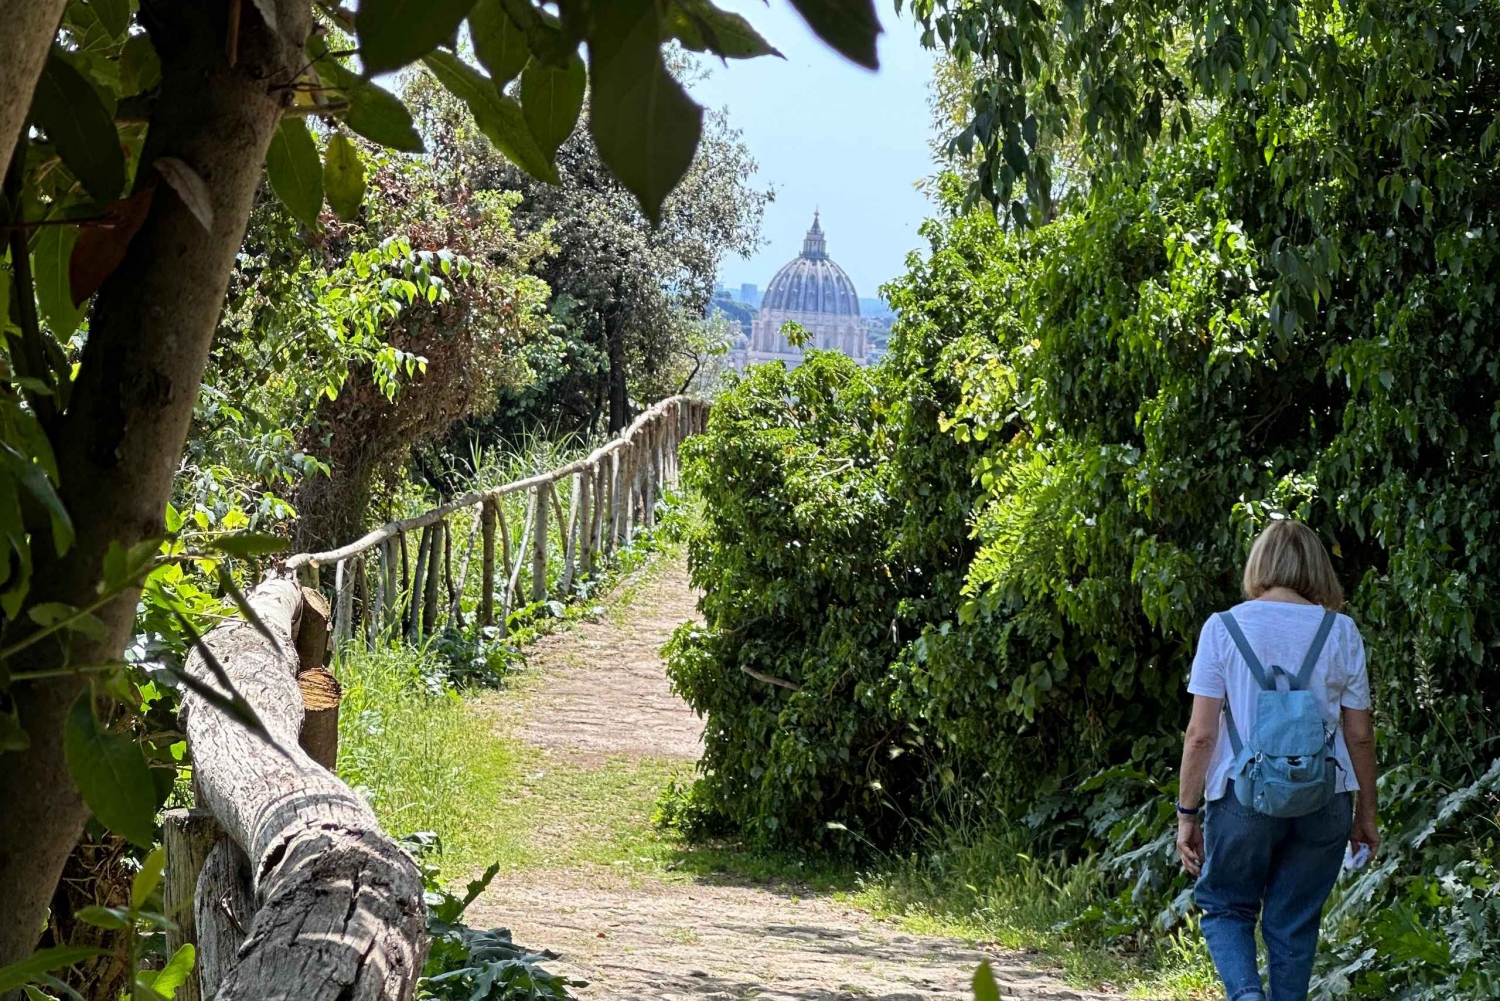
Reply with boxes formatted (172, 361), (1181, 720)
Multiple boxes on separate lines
(167, 396), (708, 1001)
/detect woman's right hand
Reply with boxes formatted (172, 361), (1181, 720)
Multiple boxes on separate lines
(1350, 810), (1380, 858)
(1177, 815), (1205, 877)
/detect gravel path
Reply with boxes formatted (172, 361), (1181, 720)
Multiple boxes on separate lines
(469, 556), (1121, 1001)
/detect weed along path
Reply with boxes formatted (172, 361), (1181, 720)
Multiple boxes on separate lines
(467, 555), (1121, 1001)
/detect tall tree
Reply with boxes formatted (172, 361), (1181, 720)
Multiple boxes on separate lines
(0, 0), (881, 971)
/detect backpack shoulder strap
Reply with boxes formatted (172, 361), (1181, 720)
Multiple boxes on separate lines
(1218, 611), (1271, 690)
(1293, 609), (1338, 689)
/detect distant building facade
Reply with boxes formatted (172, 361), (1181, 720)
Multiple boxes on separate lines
(745, 213), (865, 368)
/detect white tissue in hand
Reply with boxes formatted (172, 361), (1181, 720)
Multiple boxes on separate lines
(1344, 842), (1371, 871)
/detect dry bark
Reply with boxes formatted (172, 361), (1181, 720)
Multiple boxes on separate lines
(0, 0), (68, 180)
(0, 0), (312, 966)
(181, 577), (426, 1001)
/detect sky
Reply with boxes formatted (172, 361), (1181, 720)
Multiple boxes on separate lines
(687, 3), (938, 302)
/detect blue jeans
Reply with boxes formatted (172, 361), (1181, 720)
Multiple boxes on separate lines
(1195, 782), (1352, 1001)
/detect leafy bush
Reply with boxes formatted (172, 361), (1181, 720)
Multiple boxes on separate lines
(403, 834), (583, 1001)
(668, 2), (1500, 992)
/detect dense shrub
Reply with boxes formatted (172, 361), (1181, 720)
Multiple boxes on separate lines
(668, 3), (1500, 991)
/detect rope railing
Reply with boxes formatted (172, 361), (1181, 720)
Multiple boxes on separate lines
(165, 395), (710, 1001)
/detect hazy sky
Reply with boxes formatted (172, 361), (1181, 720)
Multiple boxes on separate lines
(688, 3), (938, 302)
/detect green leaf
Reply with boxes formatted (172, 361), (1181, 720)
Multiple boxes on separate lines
(265, 118), (323, 228)
(207, 531), (289, 558)
(132, 845), (167, 909)
(33, 224), (88, 342)
(423, 51), (559, 184)
(469, 0), (532, 85)
(149, 945), (195, 999)
(669, 0), (782, 59)
(75, 905), (130, 930)
(0, 440), (74, 557)
(520, 52), (586, 157)
(63, 691), (157, 848)
(119, 34), (160, 97)
(587, 0), (704, 224)
(0, 946), (109, 992)
(90, 0), (130, 37)
(971, 961), (1000, 1001)
(27, 602), (107, 640)
(786, 0), (881, 69)
(309, 39), (425, 153)
(0, 706), (29, 752)
(323, 134), (366, 223)
(31, 49), (126, 200)
(356, 0), (478, 77)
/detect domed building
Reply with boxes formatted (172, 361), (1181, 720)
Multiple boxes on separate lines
(747, 212), (865, 367)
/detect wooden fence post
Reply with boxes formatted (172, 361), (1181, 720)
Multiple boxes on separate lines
(408, 525), (430, 640)
(498, 497), (515, 637)
(422, 520), (443, 636)
(577, 466), (593, 580)
(294, 586), (340, 769)
(163, 808), (221, 1001)
(531, 483), (549, 603)
(480, 499), (496, 627)
(562, 472), (581, 593)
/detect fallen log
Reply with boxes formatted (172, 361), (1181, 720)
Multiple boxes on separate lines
(180, 576), (427, 1001)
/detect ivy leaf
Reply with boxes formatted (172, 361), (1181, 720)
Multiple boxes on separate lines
(587, 0), (704, 224)
(356, 0), (478, 77)
(131, 845), (167, 909)
(207, 531), (288, 558)
(308, 38), (425, 153)
(33, 224), (88, 341)
(119, 33), (161, 96)
(0, 439), (74, 557)
(786, 0), (881, 69)
(28, 602), (107, 640)
(0, 946), (110, 992)
(63, 691), (157, 848)
(75, 905), (131, 930)
(31, 49), (126, 201)
(423, 50), (559, 184)
(322, 134), (366, 223)
(69, 184), (157, 306)
(520, 52), (586, 158)
(469, 0), (532, 85)
(669, 0), (783, 59)
(265, 118), (323, 228)
(90, 0), (130, 37)
(971, 961), (1000, 1001)
(0, 706), (28, 752)
(149, 945), (195, 998)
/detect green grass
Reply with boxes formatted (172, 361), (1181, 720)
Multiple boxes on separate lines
(334, 517), (1216, 999)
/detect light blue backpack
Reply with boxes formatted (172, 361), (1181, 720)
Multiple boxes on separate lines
(1219, 609), (1339, 818)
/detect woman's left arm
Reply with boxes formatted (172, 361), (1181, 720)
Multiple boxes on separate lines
(1176, 694), (1223, 877)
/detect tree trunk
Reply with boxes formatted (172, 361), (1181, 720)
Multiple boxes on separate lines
(181, 577), (426, 1000)
(0, 0), (68, 181)
(0, 0), (310, 967)
(607, 318), (629, 432)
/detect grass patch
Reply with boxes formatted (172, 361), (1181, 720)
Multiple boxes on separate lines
(336, 644), (524, 877)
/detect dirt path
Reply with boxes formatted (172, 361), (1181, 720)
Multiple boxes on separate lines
(470, 556), (1119, 1001)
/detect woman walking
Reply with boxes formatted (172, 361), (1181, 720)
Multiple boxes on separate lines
(1175, 519), (1379, 1001)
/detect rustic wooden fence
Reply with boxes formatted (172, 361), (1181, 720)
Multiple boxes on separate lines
(167, 396), (708, 1000)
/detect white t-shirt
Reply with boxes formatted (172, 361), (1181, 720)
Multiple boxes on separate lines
(1188, 599), (1371, 802)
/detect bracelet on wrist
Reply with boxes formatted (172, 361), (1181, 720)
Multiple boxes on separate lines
(1176, 802), (1201, 816)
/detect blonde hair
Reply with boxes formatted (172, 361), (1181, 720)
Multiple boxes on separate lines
(1242, 519), (1344, 610)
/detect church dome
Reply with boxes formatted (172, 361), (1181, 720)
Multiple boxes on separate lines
(760, 213), (861, 317)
